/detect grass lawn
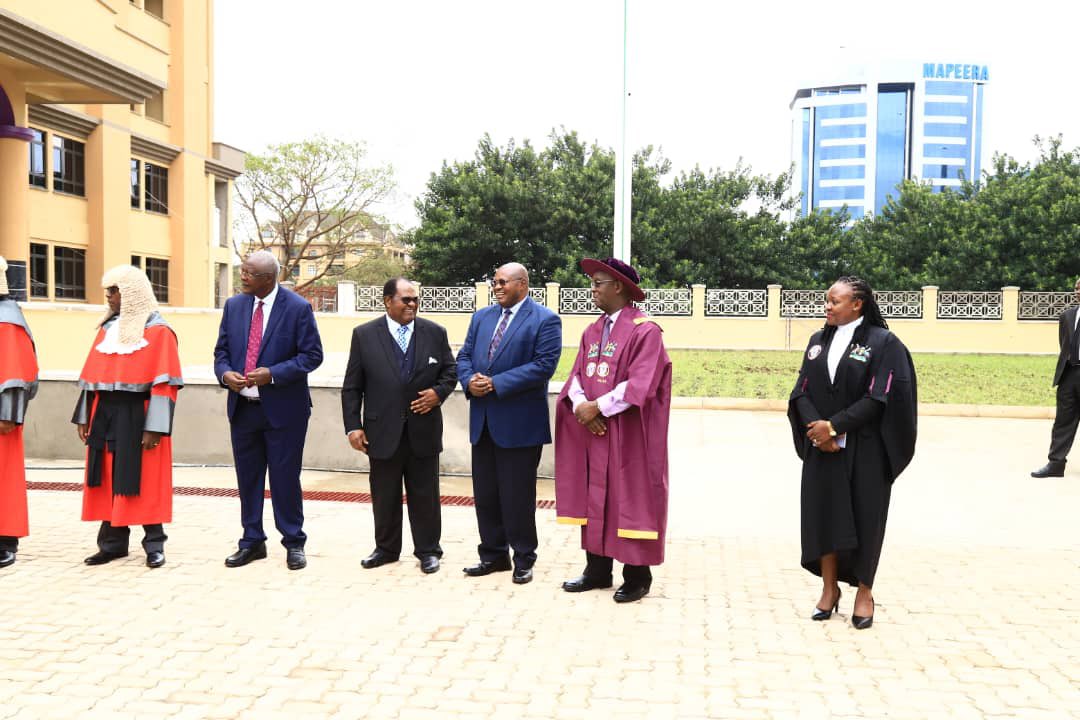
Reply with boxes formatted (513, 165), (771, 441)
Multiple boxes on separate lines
(553, 349), (1056, 406)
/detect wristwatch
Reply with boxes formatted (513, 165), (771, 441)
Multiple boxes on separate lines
(827, 421), (837, 437)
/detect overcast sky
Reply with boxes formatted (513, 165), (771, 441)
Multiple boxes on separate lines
(215, 0), (1080, 228)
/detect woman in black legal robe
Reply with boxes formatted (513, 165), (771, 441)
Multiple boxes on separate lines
(788, 277), (917, 629)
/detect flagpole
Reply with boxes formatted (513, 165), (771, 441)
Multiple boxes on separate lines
(613, 0), (631, 262)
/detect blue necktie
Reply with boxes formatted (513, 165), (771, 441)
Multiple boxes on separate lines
(488, 308), (512, 360)
(396, 325), (409, 353)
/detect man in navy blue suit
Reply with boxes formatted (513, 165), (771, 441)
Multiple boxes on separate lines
(214, 251), (324, 570)
(457, 262), (562, 584)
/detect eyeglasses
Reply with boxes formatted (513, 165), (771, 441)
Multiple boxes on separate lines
(491, 278), (523, 288)
(590, 279), (616, 289)
(396, 296), (419, 305)
(239, 269), (275, 279)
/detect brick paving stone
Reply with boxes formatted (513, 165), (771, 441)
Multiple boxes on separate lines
(2, 411), (1079, 718)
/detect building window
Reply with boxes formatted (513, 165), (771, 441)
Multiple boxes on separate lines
(29, 129), (46, 188)
(290, 266), (299, 279)
(52, 136), (85, 196)
(29, 243), (48, 299)
(145, 90), (165, 122)
(130, 159), (142, 209)
(215, 263), (229, 308)
(54, 246), (86, 300)
(144, 0), (164, 19)
(145, 258), (169, 303)
(131, 255), (143, 269)
(144, 163), (169, 214)
(306, 264), (317, 277)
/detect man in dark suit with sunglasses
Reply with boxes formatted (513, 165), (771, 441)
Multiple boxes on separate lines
(342, 278), (457, 573)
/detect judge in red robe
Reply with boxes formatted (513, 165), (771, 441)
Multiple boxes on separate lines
(0, 256), (39, 568)
(555, 258), (672, 603)
(73, 265), (182, 568)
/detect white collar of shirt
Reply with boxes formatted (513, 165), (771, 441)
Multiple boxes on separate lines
(827, 315), (864, 382)
(491, 295), (527, 338)
(253, 284), (279, 318)
(501, 295), (527, 317)
(385, 314), (415, 336)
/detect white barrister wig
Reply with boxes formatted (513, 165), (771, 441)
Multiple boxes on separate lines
(0, 256), (8, 296)
(100, 265), (159, 349)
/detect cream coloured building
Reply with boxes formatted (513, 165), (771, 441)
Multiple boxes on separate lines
(249, 215), (410, 286)
(0, 0), (242, 308)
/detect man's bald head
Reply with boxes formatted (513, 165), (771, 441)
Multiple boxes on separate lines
(491, 262), (529, 308)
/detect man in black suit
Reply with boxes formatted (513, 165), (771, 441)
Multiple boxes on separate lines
(1032, 277), (1080, 478)
(341, 278), (457, 573)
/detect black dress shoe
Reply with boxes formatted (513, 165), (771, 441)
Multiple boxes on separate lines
(361, 550), (399, 569)
(224, 544), (267, 568)
(0, 550), (15, 568)
(84, 550), (129, 566)
(852, 598), (875, 629)
(562, 574), (613, 593)
(462, 557), (512, 576)
(613, 581), (651, 603)
(286, 547), (306, 570)
(1031, 462), (1066, 478)
(420, 556), (440, 574)
(512, 567), (533, 584)
(812, 587), (841, 621)
(146, 551), (166, 568)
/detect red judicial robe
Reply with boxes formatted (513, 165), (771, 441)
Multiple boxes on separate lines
(555, 305), (672, 566)
(0, 306), (38, 539)
(75, 316), (182, 526)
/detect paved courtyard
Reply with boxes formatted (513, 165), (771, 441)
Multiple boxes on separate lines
(1, 410), (1079, 719)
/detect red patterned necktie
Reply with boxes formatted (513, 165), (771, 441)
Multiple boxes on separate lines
(488, 308), (512, 360)
(244, 300), (264, 374)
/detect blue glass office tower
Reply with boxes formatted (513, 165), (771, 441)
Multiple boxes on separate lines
(791, 61), (988, 218)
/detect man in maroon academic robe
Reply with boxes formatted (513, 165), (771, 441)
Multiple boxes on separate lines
(555, 257), (672, 603)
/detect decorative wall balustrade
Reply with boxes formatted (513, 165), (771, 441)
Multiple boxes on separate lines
(1018, 291), (1077, 320)
(781, 290), (825, 318)
(705, 289), (767, 317)
(782, 289), (924, 319)
(355, 285), (383, 312)
(489, 287), (547, 305)
(936, 291), (1002, 320)
(559, 287), (691, 315)
(558, 287), (595, 314)
(640, 288), (692, 316)
(346, 283), (1064, 323)
(874, 290), (923, 319)
(420, 286), (476, 313)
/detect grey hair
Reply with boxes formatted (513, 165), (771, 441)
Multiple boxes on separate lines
(248, 249), (281, 274)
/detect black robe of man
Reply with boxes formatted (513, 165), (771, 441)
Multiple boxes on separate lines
(787, 322), (918, 588)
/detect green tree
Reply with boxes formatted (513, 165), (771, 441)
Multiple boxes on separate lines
(236, 136), (395, 290)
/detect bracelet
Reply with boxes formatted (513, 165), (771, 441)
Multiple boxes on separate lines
(827, 421), (837, 437)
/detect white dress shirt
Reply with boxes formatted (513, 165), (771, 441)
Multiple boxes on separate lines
(490, 295), (528, 340)
(239, 283), (279, 398)
(385, 313), (415, 348)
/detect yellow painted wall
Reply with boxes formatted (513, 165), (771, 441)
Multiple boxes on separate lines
(20, 302), (1061, 376)
(4, 0), (235, 308)
(5, 0), (170, 83)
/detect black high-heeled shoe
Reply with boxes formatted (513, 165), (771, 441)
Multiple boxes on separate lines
(852, 597), (874, 629)
(811, 586), (841, 621)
